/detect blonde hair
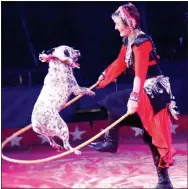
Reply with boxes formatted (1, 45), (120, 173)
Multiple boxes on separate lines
(112, 3), (141, 29)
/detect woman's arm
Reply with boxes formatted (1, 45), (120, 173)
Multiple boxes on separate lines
(132, 41), (152, 95)
(127, 41), (152, 113)
(98, 45), (127, 88)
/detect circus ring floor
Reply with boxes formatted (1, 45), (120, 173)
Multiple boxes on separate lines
(2, 135), (187, 188)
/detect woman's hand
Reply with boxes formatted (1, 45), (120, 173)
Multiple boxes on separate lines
(127, 91), (139, 114)
(97, 72), (105, 85)
(127, 99), (138, 114)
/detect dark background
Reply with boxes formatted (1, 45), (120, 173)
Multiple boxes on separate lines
(1, 1), (188, 85)
(1, 1), (188, 129)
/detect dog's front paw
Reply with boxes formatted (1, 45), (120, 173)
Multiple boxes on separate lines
(86, 89), (95, 97)
(74, 150), (81, 155)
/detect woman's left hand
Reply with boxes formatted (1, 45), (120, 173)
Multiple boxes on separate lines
(127, 99), (138, 114)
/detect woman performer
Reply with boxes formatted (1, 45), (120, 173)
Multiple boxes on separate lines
(89, 3), (179, 188)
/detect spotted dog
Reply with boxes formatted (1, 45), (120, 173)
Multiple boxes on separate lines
(31, 45), (95, 155)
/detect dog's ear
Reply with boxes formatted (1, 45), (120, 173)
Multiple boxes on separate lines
(43, 48), (55, 55)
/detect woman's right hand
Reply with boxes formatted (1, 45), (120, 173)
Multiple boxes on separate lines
(97, 73), (105, 85)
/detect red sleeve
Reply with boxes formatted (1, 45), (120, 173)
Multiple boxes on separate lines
(133, 41), (152, 93)
(98, 45), (127, 88)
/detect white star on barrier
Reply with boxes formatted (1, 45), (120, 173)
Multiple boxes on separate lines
(70, 126), (86, 141)
(10, 136), (23, 147)
(37, 135), (50, 144)
(171, 123), (179, 135)
(131, 127), (144, 137)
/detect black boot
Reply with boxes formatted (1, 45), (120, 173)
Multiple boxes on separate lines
(143, 131), (173, 189)
(155, 167), (173, 189)
(88, 114), (119, 153)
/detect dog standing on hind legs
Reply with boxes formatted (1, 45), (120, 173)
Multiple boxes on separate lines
(31, 45), (95, 155)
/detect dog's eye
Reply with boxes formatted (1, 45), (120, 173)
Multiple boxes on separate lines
(64, 49), (70, 57)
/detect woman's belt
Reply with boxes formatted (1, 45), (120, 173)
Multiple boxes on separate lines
(146, 64), (163, 79)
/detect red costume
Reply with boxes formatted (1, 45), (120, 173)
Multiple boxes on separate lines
(98, 38), (177, 168)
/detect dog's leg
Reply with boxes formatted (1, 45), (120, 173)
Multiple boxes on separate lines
(57, 115), (81, 155)
(62, 134), (81, 155)
(73, 87), (95, 96)
(71, 76), (95, 96)
(46, 135), (63, 152)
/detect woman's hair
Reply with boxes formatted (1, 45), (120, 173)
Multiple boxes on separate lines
(112, 3), (141, 29)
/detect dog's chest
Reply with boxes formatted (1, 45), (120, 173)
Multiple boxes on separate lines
(37, 62), (75, 106)
(47, 62), (74, 87)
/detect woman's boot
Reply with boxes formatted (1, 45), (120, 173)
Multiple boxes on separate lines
(88, 113), (119, 153)
(143, 131), (173, 189)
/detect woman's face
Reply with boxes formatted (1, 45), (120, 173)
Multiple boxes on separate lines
(114, 17), (131, 37)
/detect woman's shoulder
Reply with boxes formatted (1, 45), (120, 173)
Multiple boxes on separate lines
(133, 33), (154, 47)
(122, 32), (155, 47)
